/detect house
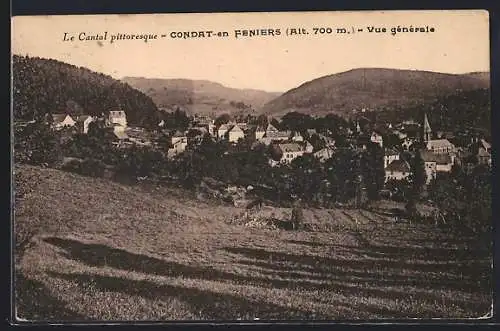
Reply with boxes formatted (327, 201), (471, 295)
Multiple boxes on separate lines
(255, 126), (266, 140)
(227, 124), (245, 143)
(435, 154), (453, 172)
(385, 159), (411, 182)
(479, 139), (491, 154)
(291, 132), (304, 142)
(370, 131), (383, 147)
(50, 114), (76, 130)
(314, 147), (335, 162)
(468, 139), (492, 166)
(384, 149), (400, 168)
(426, 139), (455, 155)
(401, 137), (415, 151)
(274, 142), (305, 164)
(420, 149), (453, 183)
(208, 122), (216, 137)
(168, 137), (188, 157)
(111, 123), (126, 133)
(171, 131), (187, 145)
(217, 124), (231, 139)
(265, 123), (279, 136)
(75, 115), (94, 134)
(477, 148), (492, 166)
(305, 141), (314, 153)
(107, 110), (127, 128)
(419, 150), (437, 184)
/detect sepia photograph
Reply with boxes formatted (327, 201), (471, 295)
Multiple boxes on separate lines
(11, 10), (492, 322)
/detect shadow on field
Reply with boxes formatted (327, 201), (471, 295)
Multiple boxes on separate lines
(47, 271), (325, 320)
(224, 246), (492, 296)
(43, 236), (491, 317)
(15, 273), (87, 322)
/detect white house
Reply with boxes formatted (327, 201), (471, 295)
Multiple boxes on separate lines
(370, 131), (384, 148)
(384, 149), (400, 168)
(111, 123), (126, 133)
(313, 147), (335, 162)
(75, 115), (94, 134)
(275, 142), (305, 164)
(169, 139), (188, 157)
(385, 159), (411, 182)
(107, 110), (127, 128)
(51, 114), (76, 130)
(227, 124), (245, 143)
(291, 132), (304, 142)
(255, 126), (266, 140)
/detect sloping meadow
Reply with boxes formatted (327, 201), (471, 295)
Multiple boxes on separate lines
(14, 165), (492, 321)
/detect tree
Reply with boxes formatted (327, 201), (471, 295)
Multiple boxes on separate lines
(383, 133), (402, 150)
(215, 113), (231, 127)
(280, 112), (313, 133)
(405, 150), (427, 219)
(14, 121), (63, 167)
(361, 142), (385, 201)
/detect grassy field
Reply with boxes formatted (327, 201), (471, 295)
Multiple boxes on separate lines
(13, 165), (492, 321)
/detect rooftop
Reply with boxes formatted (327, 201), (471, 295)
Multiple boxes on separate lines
(426, 139), (455, 149)
(278, 143), (303, 153)
(420, 150), (452, 164)
(385, 159), (411, 173)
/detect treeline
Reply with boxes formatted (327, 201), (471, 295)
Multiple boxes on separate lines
(428, 165), (491, 236)
(366, 88), (491, 136)
(12, 55), (160, 128)
(15, 119), (491, 236)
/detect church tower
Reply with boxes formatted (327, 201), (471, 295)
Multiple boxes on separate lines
(423, 112), (432, 143)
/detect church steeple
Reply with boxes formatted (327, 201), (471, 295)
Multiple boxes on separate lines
(423, 112), (432, 143)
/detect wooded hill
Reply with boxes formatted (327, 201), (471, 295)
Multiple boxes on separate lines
(261, 68), (490, 118)
(12, 55), (160, 128)
(122, 77), (281, 117)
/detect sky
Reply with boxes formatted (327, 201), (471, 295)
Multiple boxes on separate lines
(12, 10), (490, 92)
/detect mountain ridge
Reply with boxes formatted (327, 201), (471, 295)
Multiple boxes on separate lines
(121, 76), (282, 117)
(261, 68), (490, 118)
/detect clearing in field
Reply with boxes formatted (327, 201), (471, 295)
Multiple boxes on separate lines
(14, 165), (492, 321)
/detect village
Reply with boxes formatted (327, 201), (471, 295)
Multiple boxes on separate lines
(38, 106), (492, 208)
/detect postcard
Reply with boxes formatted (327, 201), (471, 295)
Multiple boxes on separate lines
(11, 10), (492, 322)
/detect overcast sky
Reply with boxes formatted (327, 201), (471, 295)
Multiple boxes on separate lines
(12, 10), (490, 92)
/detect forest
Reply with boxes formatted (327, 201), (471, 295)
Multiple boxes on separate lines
(12, 55), (160, 128)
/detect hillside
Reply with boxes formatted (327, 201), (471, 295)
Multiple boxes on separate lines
(15, 165), (492, 320)
(261, 68), (490, 118)
(122, 77), (281, 117)
(12, 55), (160, 128)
